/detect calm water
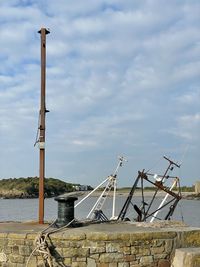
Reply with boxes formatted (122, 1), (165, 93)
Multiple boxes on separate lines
(0, 196), (200, 227)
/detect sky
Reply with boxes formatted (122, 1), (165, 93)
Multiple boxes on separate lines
(0, 0), (199, 187)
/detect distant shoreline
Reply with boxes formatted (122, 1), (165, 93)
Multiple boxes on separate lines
(0, 190), (196, 200)
(79, 190), (195, 198)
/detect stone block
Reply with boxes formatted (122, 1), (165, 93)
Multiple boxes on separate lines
(108, 263), (117, 267)
(8, 234), (26, 240)
(0, 234), (8, 239)
(73, 257), (86, 262)
(63, 257), (72, 265)
(87, 257), (97, 267)
(124, 255), (136, 262)
(138, 247), (150, 256)
(131, 246), (139, 254)
(12, 245), (19, 255)
(153, 253), (168, 260)
(97, 263), (109, 267)
(164, 239), (173, 253)
(26, 234), (37, 240)
(150, 246), (165, 254)
(139, 255), (153, 265)
(4, 246), (12, 254)
(25, 257), (37, 267)
(123, 246), (131, 254)
(99, 253), (124, 263)
(182, 231), (200, 247)
(172, 247), (200, 267)
(62, 232), (86, 241)
(84, 241), (106, 253)
(71, 262), (87, 267)
(19, 245), (32, 256)
(9, 255), (24, 264)
(106, 242), (121, 253)
(62, 247), (89, 257)
(87, 233), (130, 241)
(90, 253), (100, 260)
(3, 264), (16, 267)
(158, 259), (170, 267)
(193, 256), (200, 267)
(130, 261), (139, 267)
(118, 262), (130, 267)
(8, 240), (24, 246)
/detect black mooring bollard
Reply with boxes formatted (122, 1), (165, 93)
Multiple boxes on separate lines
(54, 195), (78, 227)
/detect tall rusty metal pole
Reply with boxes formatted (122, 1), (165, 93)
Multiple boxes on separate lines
(38, 27), (50, 224)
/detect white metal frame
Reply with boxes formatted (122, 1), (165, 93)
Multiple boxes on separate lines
(75, 156), (127, 220)
(150, 177), (178, 222)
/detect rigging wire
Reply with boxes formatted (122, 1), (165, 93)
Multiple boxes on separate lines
(179, 144), (190, 166)
(145, 156), (163, 173)
(34, 111), (41, 147)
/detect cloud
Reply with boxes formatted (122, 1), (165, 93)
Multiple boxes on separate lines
(165, 113), (200, 141)
(0, 0), (199, 186)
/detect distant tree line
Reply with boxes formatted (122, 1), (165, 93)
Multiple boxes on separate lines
(0, 177), (79, 198)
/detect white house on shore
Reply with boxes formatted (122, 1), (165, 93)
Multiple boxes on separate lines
(73, 185), (91, 191)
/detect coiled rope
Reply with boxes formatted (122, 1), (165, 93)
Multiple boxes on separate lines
(26, 218), (76, 267)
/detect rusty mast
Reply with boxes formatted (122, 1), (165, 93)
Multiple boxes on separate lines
(38, 27), (50, 224)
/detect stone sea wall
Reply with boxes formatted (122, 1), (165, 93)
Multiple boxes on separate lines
(0, 223), (200, 266)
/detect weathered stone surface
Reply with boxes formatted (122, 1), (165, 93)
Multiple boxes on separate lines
(182, 231), (200, 247)
(150, 246), (165, 254)
(71, 262), (87, 267)
(12, 246), (19, 255)
(172, 247), (200, 267)
(139, 255), (153, 265)
(63, 257), (72, 265)
(87, 232), (130, 241)
(87, 257), (96, 267)
(1, 223), (200, 266)
(7, 234), (26, 240)
(158, 259), (170, 267)
(62, 232), (86, 241)
(123, 246), (131, 254)
(129, 260), (139, 266)
(62, 247), (89, 257)
(25, 257), (37, 267)
(193, 256), (200, 267)
(9, 255), (24, 264)
(99, 253), (124, 263)
(153, 253), (168, 260)
(90, 253), (100, 260)
(106, 242), (121, 253)
(84, 241), (106, 253)
(118, 262), (130, 267)
(108, 263), (117, 267)
(124, 255), (136, 262)
(97, 263), (109, 267)
(164, 239), (173, 253)
(138, 247), (150, 256)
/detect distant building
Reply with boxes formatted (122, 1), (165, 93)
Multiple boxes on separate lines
(195, 182), (200, 194)
(73, 185), (91, 191)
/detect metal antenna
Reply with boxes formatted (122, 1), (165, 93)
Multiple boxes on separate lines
(38, 27), (50, 224)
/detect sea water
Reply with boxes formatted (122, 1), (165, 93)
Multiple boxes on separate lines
(0, 196), (199, 227)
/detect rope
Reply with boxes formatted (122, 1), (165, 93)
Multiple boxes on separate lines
(26, 218), (76, 267)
